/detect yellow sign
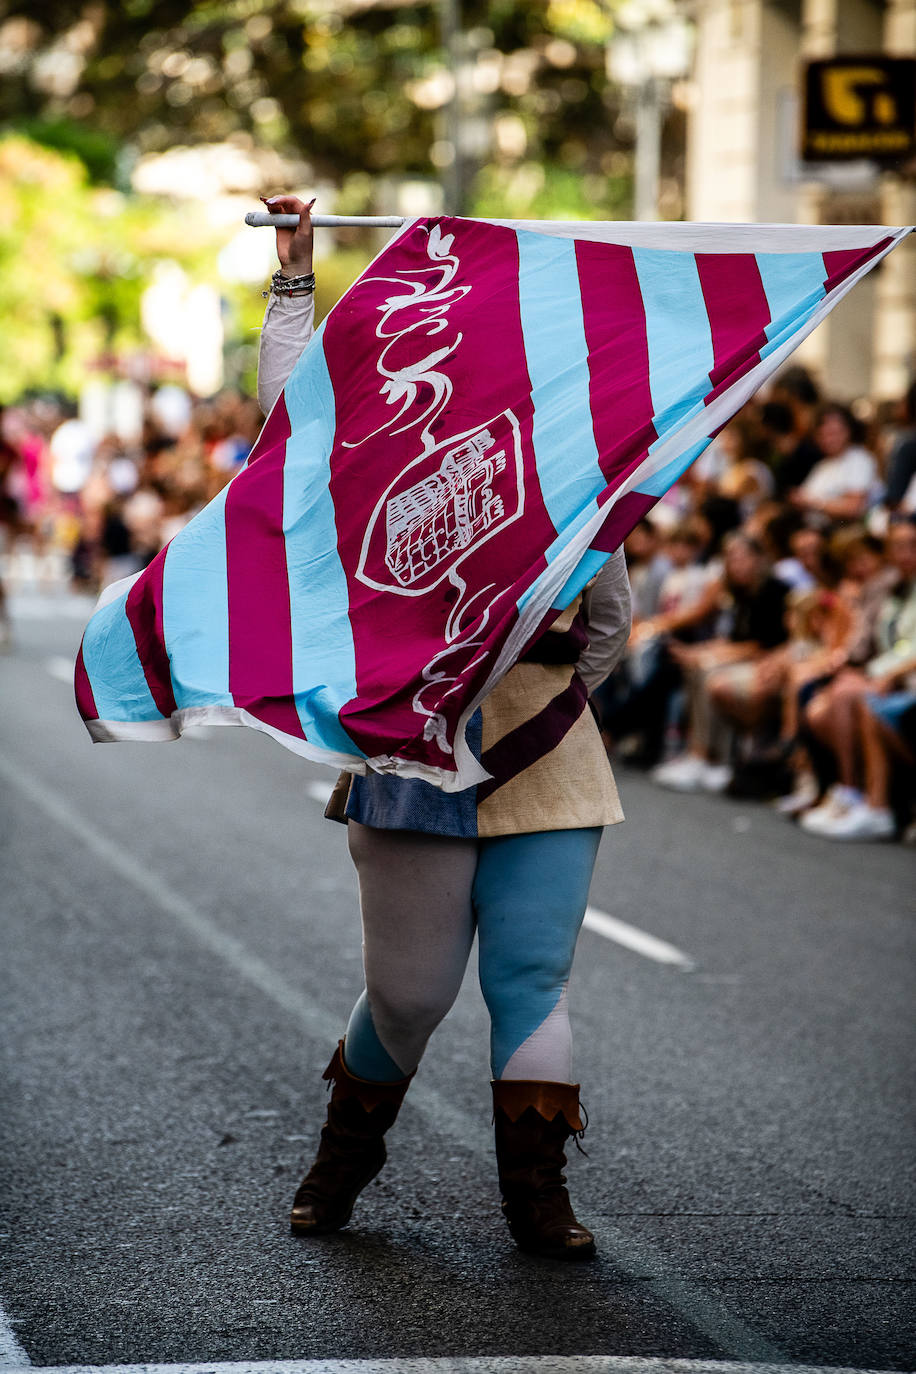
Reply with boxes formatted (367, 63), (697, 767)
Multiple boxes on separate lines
(802, 57), (916, 162)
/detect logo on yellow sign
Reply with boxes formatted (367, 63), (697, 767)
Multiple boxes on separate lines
(802, 57), (915, 162)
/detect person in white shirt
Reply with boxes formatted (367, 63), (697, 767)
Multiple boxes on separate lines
(793, 403), (879, 522)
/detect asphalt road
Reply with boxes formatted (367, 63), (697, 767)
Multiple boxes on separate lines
(1, 588), (913, 1371)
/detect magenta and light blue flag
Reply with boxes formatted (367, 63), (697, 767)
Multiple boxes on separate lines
(76, 216), (912, 789)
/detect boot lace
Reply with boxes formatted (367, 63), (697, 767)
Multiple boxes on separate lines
(572, 1100), (589, 1156)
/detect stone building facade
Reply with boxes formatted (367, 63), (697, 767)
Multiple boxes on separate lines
(686, 0), (915, 401)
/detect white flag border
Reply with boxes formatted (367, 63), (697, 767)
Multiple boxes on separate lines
(84, 702), (491, 787)
(469, 217), (912, 253)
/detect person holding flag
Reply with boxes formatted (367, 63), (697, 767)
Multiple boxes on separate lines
(259, 195), (633, 1261)
(75, 188), (910, 1259)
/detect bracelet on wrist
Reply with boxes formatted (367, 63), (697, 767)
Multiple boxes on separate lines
(264, 268), (316, 298)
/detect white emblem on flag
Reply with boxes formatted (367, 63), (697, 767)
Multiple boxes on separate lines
(384, 427), (507, 587)
(357, 410), (524, 598)
(342, 222), (470, 456)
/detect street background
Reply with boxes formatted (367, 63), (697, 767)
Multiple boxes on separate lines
(1, 1), (915, 1368)
(1, 589), (913, 1367)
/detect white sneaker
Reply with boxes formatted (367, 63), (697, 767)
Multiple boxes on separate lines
(816, 802), (896, 841)
(698, 761), (733, 793)
(773, 774), (819, 816)
(800, 784), (863, 834)
(651, 753), (708, 791)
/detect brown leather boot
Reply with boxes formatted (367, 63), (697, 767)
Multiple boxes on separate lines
(290, 1041), (413, 1235)
(491, 1079), (596, 1261)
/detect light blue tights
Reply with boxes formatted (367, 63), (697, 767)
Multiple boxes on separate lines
(343, 823), (601, 1082)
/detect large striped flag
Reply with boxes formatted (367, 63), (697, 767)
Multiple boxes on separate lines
(76, 216), (912, 789)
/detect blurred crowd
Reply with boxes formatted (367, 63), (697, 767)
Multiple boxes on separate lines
(1, 364), (915, 844)
(0, 384), (262, 602)
(597, 368), (916, 844)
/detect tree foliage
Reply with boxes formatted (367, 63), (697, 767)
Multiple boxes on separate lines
(0, 134), (234, 401)
(0, 0), (642, 217)
(0, 1), (690, 398)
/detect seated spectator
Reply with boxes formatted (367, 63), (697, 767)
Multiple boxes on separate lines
(122, 481), (165, 569)
(835, 691), (916, 840)
(800, 518), (916, 837)
(654, 520), (717, 622)
(747, 504), (825, 591)
(772, 527), (892, 812)
(650, 533), (790, 792)
(210, 393), (263, 471)
(791, 402), (880, 523)
(758, 396), (822, 496)
(689, 413), (763, 499)
(100, 496), (140, 586)
(772, 522), (832, 592)
(718, 452), (775, 519)
(697, 492), (743, 554)
(883, 380), (916, 515)
(703, 587), (843, 789)
(622, 519), (671, 621)
(598, 519), (715, 766)
(831, 527), (896, 661)
(768, 589), (855, 814)
(767, 363), (822, 438)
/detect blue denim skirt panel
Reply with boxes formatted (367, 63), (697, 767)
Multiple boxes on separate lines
(344, 709), (484, 837)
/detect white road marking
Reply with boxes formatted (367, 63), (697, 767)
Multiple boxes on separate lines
(0, 754), (475, 1150)
(303, 785), (696, 973)
(44, 656), (75, 685)
(583, 906), (696, 971)
(0, 753), (775, 1362)
(0, 1303), (29, 1366)
(8, 593), (94, 622)
(41, 660), (213, 742)
(0, 1359), (889, 1374)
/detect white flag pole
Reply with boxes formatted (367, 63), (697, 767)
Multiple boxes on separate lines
(245, 212), (406, 229)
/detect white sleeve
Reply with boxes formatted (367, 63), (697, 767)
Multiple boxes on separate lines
(257, 291), (316, 415)
(576, 547), (632, 694)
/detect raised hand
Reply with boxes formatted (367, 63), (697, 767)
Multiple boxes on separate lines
(259, 194), (315, 275)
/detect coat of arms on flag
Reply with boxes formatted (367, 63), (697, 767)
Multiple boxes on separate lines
(75, 215), (913, 790)
(361, 410), (524, 593)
